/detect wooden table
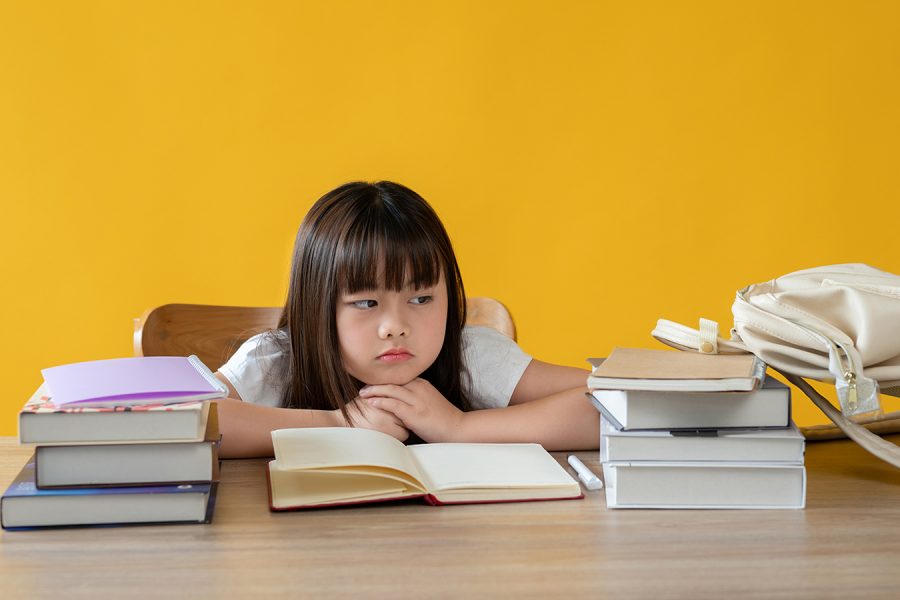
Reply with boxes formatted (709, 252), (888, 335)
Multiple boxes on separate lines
(2, 436), (899, 599)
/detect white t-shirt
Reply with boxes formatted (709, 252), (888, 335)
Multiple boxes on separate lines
(218, 325), (533, 410)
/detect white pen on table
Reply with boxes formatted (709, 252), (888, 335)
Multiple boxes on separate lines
(567, 455), (604, 490)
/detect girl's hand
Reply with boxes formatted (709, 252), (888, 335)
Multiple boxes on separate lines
(358, 379), (465, 442)
(332, 400), (410, 442)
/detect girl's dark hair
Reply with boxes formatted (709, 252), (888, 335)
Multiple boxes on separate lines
(271, 181), (470, 421)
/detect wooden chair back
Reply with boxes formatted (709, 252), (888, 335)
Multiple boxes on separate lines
(134, 298), (516, 371)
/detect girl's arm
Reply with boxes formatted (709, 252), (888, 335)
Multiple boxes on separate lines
(361, 359), (600, 450)
(452, 385), (598, 450)
(213, 373), (409, 458)
(508, 358), (589, 404)
(464, 358), (598, 449)
(215, 398), (342, 458)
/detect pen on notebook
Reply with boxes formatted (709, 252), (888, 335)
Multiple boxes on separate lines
(567, 455), (604, 490)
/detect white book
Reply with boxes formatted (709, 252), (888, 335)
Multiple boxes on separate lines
(602, 461), (806, 509)
(600, 417), (805, 463)
(18, 385), (210, 444)
(35, 441), (219, 488)
(34, 408), (219, 488)
(590, 377), (791, 431)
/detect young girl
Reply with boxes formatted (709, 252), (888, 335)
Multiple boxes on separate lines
(214, 181), (598, 458)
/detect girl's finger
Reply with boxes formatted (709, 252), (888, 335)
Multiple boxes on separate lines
(366, 396), (412, 420)
(360, 385), (412, 404)
(366, 405), (405, 428)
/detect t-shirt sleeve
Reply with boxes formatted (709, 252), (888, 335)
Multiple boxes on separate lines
(217, 332), (286, 407)
(462, 325), (533, 410)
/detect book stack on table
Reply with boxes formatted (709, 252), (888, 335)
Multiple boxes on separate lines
(588, 348), (806, 509)
(1, 356), (225, 530)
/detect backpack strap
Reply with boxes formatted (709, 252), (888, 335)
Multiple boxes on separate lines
(779, 370), (900, 469)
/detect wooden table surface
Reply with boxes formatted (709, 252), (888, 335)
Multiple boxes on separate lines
(2, 436), (900, 599)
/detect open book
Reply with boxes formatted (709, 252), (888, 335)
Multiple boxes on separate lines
(267, 428), (583, 510)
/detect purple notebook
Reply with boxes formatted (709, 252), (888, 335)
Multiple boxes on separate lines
(41, 355), (227, 408)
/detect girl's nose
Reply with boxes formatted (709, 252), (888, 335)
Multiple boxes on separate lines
(378, 312), (409, 339)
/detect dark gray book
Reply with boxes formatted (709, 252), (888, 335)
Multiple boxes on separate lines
(1, 458), (217, 530)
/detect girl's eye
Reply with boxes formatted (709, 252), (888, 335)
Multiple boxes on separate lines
(410, 295), (432, 305)
(352, 299), (378, 309)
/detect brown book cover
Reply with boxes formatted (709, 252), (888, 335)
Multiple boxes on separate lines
(588, 348), (766, 392)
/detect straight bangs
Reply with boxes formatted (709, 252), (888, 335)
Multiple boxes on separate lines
(337, 209), (444, 294)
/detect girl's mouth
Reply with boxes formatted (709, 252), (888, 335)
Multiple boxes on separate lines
(378, 349), (412, 362)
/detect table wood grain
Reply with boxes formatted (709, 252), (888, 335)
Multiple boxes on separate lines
(2, 436), (899, 599)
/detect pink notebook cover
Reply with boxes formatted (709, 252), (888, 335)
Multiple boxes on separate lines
(41, 355), (226, 407)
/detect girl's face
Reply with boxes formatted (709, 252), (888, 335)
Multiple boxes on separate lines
(336, 272), (448, 386)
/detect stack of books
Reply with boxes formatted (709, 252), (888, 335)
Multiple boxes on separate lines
(1, 356), (225, 530)
(588, 348), (806, 509)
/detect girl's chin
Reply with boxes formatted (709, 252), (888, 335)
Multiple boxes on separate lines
(363, 377), (417, 386)
(357, 370), (423, 387)
(351, 364), (428, 387)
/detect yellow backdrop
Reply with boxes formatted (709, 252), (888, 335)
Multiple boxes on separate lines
(2, 1), (899, 435)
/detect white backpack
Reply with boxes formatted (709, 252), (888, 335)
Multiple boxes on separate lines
(653, 263), (900, 468)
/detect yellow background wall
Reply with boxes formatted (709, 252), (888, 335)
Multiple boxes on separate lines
(2, 1), (899, 435)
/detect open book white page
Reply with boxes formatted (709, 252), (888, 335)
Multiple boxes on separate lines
(268, 465), (414, 505)
(408, 443), (576, 493)
(271, 428), (426, 490)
